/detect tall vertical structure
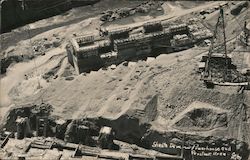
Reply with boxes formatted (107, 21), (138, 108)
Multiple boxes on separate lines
(16, 117), (31, 139)
(203, 7), (229, 85)
(36, 116), (48, 137)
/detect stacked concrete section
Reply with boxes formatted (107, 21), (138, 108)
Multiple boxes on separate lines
(108, 27), (131, 41)
(66, 35), (111, 74)
(66, 20), (213, 74)
(114, 33), (152, 59)
(143, 21), (163, 33)
(169, 24), (188, 35)
(171, 34), (190, 48)
(190, 30), (213, 42)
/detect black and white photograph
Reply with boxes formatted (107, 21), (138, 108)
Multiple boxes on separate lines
(0, 0), (250, 159)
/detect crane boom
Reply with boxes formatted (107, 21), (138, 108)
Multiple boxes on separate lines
(203, 7), (228, 83)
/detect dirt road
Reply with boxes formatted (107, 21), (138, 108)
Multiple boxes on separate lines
(106, 1), (223, 30)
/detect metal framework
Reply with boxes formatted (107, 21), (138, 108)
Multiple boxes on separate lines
(203, 7), (228, 83)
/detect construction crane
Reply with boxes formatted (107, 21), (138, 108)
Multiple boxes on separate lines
(202, 7), (228, 85)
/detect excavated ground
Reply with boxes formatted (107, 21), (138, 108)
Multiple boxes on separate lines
(0, 1), (250, 159)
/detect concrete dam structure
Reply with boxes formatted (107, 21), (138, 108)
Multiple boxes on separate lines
(66, 19), (213, 74)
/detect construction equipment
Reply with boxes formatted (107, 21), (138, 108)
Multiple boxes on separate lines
(203, 7), (227, 80)
(201, 7), (249, 88)
(201, 7), (238, 88)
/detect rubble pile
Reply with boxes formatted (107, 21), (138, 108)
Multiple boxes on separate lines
(198, 2), (228, 16)
(0, 35), (63, 75)
(100, 1), (163, 22)
(32, 35), (62, 56)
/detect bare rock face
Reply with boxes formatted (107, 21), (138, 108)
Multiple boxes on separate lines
(1, 0), (100, 33)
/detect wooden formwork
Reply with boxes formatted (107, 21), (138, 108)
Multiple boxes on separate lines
(0, 133), (10, 148)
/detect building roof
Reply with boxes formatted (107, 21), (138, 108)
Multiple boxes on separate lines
(75, 34), (95, 45)
(191, 30), (213, 39)
(96, 39), (111, 47)
(169, 23), (187, 30)
(114, 28), (171, 45)
(108, 27), (131, 35)
(100, 126), (112, 134)
(71, 37), (110, 53)
(173, 34), (188, 40)
(114, 33), (151, 44)
(198, 62), (206, 68)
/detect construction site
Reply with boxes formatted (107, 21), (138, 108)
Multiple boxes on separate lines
(66, 18), (213, 73)
(0, 1), (250, 160)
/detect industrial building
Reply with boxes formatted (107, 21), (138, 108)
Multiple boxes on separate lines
(66, 20), (213, 74)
